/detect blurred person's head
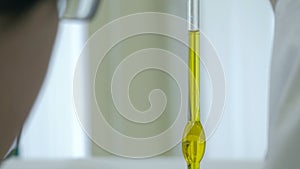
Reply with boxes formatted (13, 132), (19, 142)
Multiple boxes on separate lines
(0, 0), (59, 159)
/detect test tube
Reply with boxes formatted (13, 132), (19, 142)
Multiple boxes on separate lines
(182, 1), (206, 169)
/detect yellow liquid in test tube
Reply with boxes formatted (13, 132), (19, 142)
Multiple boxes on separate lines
(182, 31), (206, 169)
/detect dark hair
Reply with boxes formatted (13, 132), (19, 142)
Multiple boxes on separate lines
(0, 0), (40, 15)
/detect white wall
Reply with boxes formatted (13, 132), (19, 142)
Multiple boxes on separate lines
(89, 0), (274, 160)
(201, 0), (274, 159)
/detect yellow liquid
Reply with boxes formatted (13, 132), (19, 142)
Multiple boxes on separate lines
(182, 31), (206, 169)
(182, 121), (206, 169)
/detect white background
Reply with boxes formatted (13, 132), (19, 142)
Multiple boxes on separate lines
(20, 0), (274, 160)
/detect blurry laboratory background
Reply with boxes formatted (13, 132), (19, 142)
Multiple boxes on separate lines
(19, 0), (274, 161)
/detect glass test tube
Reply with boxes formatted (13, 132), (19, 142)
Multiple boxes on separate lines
(182, 1), (206, 169)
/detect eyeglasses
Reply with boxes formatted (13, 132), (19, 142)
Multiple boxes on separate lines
(57, 0), (101, 20)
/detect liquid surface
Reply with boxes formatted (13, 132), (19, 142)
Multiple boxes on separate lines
(182, 31), (206, 169)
